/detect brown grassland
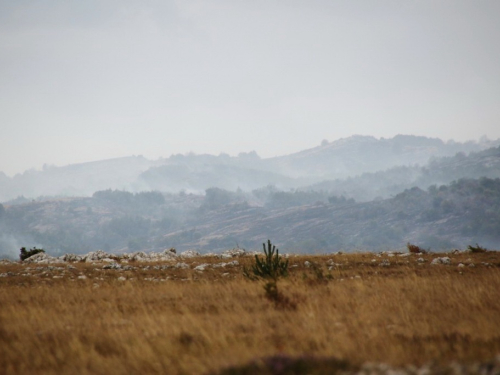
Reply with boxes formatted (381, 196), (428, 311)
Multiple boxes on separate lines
(1, 251), (500, 374)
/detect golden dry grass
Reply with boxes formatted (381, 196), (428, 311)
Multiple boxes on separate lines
(1, 251), (500, 374)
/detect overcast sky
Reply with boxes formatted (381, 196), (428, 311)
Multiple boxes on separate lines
(1, 0), (499, 176)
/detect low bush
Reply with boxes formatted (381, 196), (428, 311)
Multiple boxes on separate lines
(467, 243), (487, 253)
(407, 242), (427, 254)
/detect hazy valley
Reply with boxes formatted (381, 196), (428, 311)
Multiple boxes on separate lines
(1, 135), (500, 259)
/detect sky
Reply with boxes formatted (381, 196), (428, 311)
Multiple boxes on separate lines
(1, 0), (499, 176)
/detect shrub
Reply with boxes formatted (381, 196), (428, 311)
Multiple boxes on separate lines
(467, 243), (487, 253)
(20, 247), (45, 261)
(407, 242), (426, 254)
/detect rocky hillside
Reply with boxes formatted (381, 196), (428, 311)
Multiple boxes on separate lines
(1, 177), (499, 258)
(305, 145), (500, 201)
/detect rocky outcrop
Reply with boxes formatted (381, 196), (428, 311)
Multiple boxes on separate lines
(24, 252), (64, 264)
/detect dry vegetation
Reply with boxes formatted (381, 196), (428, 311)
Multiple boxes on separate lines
(1, 251), (500, 374)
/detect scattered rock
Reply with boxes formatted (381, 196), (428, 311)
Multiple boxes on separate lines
(59, 253), (82, 262)
(23, 252), (63, 264)
(194, 264), (209, 272)
(417, 258), (425, 263)
(77, 275), (87, 280)
(103, 263), (122, 270)
(174, 262), (190, 269)
(431, 257), (451, 265)
(180, 250), (200, 258)
(85, 250), (113, 263)
(129, 251), (148, 262)
(221, 248), (246, 258)
(117, 276), (126, 281)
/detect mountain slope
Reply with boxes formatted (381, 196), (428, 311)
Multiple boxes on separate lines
(305, 145), (500, 201)
(266, 135), (500, 179)
(2, 177), (499, 257)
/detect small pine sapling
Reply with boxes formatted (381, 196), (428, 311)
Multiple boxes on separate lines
(244, 240), (293, 308)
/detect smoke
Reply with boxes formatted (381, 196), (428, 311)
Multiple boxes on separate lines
(0, 233), (22, 260)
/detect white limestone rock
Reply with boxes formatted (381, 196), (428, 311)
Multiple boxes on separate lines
(221, 248), (246, 258)
(85, 250), (113, 262)
(24, 252), (63, 264)
(194, 264), (209, 271)
(180, 250), (200, 258)
(431, 257), (451, 265)
(59, 254), (82, 262)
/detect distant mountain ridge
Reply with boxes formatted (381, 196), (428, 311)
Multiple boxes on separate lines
(304, 145), (500, 202)
(1, 134), (499, 202)
(266, 134), (500, 178)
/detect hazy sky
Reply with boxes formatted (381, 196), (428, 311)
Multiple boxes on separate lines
(1, 0), (499, 176)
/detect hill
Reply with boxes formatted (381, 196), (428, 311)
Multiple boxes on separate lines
(264, 134), (500, 179)
(2, 177), (499, 257)
(304, 145), (500, 201)
(1, 135), (499, 202)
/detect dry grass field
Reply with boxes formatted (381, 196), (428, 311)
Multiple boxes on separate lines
(1, 251), (500, 374)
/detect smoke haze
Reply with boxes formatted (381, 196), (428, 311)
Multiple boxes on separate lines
(1, 1), (500, 176)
